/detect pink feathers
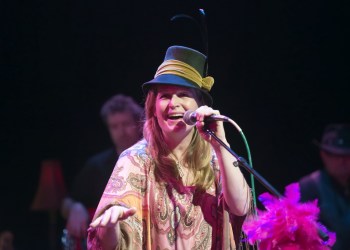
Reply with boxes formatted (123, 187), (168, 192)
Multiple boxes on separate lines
(242, 183), (336, 250)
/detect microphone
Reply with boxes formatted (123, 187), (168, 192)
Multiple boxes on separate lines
(183, 110), (229, 125)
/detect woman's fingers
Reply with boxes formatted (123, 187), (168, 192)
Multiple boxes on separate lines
(100, 207), (112, 226)
(89, 206), (136, 228)
(89, 215), (103, 228)
(119, 207), (137, 220)
(194, 106), (227, 147)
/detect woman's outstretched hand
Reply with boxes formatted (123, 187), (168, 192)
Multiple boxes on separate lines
(89, 206), (136, 228)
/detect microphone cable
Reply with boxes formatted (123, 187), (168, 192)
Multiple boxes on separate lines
(225, 118), (258, 217)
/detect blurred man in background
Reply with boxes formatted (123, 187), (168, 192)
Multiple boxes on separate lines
(61, 94), (144, 249)
(299, 123), (350, 250)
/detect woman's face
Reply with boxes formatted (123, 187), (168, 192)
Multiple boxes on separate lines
(155, 85), (200, 139)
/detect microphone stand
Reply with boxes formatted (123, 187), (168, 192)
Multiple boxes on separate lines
(205, 128), (329, 242)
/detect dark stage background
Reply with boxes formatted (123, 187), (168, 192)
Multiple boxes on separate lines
(1, 0), (348, 249)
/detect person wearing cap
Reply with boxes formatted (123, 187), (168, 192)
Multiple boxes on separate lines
(87, 45), (252, 249)
(299, 123), (350, 250)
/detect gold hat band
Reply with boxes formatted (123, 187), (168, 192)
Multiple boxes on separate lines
(154, 59), (214, 91)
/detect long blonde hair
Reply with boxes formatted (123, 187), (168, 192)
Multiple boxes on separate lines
(143, 87), (214, 191)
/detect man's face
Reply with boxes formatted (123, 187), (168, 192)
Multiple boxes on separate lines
(321, 150), (350, 186)
(106, 112), (140, 152)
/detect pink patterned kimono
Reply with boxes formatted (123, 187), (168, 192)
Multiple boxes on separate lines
(88, 139), (246, 250)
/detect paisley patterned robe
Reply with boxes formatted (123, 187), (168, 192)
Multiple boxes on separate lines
(87, 139), (247, 250)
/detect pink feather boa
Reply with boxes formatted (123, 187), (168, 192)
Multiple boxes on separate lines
(242, 183), (336, 250)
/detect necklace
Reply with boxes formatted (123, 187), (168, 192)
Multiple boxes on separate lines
(176, 160), (193, 186)
(171, 153), (192, 185)
(170, 153), (184, 178)
(176, 161), (185, 178)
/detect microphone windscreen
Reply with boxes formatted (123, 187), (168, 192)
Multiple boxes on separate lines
(183, 110), (196, 125)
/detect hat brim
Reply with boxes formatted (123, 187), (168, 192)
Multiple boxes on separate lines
(142, 74), (213, 106)
(313, 139), (350, 155)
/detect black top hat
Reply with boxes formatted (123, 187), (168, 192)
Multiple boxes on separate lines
(314, 123), (350, 155)
(142, 45), (214, 106)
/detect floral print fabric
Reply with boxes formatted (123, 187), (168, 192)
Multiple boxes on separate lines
(88, 139), (244, 250)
